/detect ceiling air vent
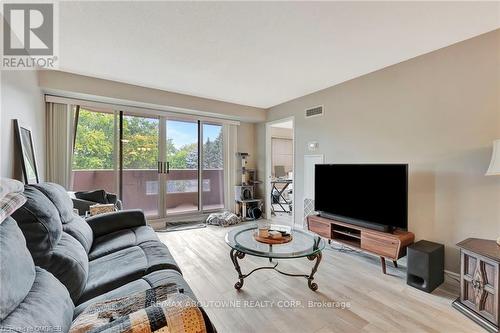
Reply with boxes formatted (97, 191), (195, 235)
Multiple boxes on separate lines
(305, 105), (323, 118)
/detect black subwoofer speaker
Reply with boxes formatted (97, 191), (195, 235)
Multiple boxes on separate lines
(407, 240), (444, 293)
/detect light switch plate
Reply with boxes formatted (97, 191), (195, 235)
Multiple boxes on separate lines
(307, 141), (319, 151)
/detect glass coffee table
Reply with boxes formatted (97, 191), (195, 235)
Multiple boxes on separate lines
(225, 224), (325, 291)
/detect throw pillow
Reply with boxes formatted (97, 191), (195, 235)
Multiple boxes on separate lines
(0, 192), (26, 224)
(0, 178), (24, 200)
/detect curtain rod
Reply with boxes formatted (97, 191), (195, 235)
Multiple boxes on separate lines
(45, 94), (241, 126)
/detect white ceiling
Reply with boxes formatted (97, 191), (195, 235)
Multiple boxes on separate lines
(58, 1), (500, 108)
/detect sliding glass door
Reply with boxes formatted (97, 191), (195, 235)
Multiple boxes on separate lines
(202, 123), (224, 211)
(121, 114), (160, 217)
(165, 119), (199, 215)
(72, 108), (225, 219)
(72, 107), (118, 194)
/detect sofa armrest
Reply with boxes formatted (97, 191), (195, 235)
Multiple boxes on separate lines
(85, 210), (147, 237)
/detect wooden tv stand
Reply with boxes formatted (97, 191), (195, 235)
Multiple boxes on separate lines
(307, 215), (415, 274)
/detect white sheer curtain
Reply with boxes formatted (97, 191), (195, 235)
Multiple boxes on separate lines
(46, 102), (74, 189)
(223, 124), (238, 212)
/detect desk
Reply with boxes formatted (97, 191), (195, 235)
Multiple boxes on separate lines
(270, 179), (292, 215)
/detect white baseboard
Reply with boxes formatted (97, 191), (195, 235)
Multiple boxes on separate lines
(444, 269), (460, 285)
(444, 269), (460, 278)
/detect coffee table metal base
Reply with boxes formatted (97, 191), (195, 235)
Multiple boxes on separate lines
(229, 249), (322, 291)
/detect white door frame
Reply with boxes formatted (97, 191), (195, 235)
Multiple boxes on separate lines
(265, 116), (295, 226)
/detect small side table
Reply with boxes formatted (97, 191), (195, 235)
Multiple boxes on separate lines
(452, 238), (500, 333)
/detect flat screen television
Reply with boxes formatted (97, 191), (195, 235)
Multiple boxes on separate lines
(314, 164), (408, 231)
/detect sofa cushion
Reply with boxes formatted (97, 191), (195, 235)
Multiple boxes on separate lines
(62, 217), (93, 254)
(41, 233), (89, 302)
(140, 240), (180, 273)
(32, 183), (93, 253)
(0, 217), (36, 320)
(11, 186), (63, 258)
(32, 183), (75, 224)
(89, 229), (138, 260)
(89, 225), (163, 260)
(0, 216), (74, 333)
(0, 267), (74, 333)
(78, 246), (147, 304)
(78, 240), (180, 304)
(11, 186), (90, 302)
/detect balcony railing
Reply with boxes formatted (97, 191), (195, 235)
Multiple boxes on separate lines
(72, 169), (224, 216)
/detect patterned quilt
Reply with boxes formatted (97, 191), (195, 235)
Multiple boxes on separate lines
(70, 284), (207, 333)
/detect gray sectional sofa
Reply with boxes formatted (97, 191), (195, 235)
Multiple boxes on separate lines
(0, 182), (214, 332)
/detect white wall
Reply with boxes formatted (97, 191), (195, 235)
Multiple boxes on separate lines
(259, 29), (500, 273)
(237, 122), (256, 169)
(39, 70), (266, 123)
(1, 71), (45, 181)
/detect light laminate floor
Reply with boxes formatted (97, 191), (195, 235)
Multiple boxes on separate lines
(271, 211), (294, 226)
(157, 223), (483, 333)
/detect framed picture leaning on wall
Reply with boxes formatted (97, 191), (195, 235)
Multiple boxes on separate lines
(14, 119), (40, 184)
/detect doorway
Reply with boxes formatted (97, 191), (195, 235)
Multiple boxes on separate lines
(265, 117), (294, 227)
